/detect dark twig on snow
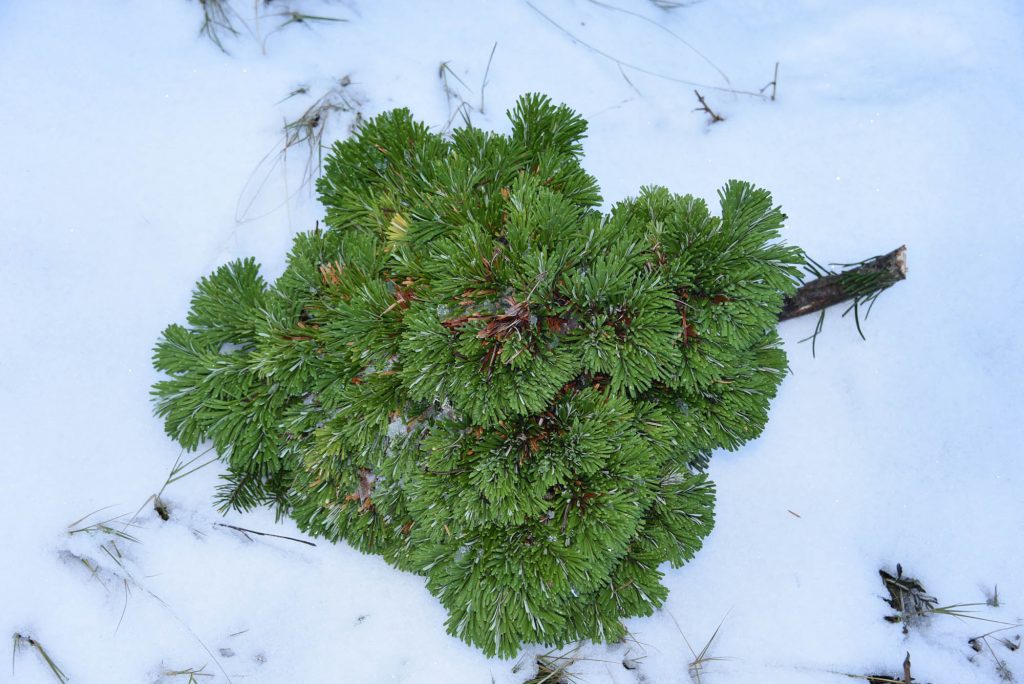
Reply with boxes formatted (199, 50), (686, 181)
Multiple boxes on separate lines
(215, 523), (317, 547)
(692, 90), (724, 124)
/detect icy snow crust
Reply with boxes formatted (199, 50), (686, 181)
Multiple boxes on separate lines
(2, 1), (1023, 682)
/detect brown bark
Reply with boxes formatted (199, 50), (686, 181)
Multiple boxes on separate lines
(779, 245), (907, 321)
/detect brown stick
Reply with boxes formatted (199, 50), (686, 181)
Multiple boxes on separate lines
(693, 89), (724, 123)
(779, 245), (907, 321)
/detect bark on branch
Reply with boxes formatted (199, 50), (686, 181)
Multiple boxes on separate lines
(780, 245), (907, 321)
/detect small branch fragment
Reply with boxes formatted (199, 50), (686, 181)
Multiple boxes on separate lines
(780, 245), (907, 321)
(693, 90), (725, 124)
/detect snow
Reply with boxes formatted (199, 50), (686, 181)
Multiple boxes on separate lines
(2, 0), (1023, 682)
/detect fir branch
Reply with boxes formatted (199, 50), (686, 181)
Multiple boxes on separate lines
(214, 468), (290, 516)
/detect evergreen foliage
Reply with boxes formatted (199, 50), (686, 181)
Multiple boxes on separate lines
(153, 94), (804, 656)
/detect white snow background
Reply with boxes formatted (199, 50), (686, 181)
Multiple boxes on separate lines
(2, 1), (1023, 682)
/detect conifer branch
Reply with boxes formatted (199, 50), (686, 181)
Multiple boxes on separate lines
(780, 245), (907, 322)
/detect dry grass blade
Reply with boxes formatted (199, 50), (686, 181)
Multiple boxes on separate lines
(62, 547), (234, 683)
(269, 10), (346, 31)
(649, 0), (709, 8)
(982, 637), (1015, 681)
(60, 543), (138, 637)
(236, 77), (360, 222)
(68, 508), (140, 544)
(127, 447), (219, 526)
(930, 602), (1018, 625)
(479, 42), (498, 113)
(197, 0), (247, 53)
(284, 89), (353, 181)
(12, 633), (68, 683)
(165, 664), (214, 682)
(195, 1), (348, 52)
(522, 643), (586, 684)
(670, 610), (732, 683)
(439, 61), (474, 131)
(620, 628), (650, 671)
(260, 9), (347, 50)
(437, 44), (501, 130)
(524, 0), (765, 97)
(164, 448), (219, 488)
(969, 625), (1022, 681)
(586, 0), (731, 87)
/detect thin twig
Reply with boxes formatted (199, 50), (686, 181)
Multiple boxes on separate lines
(215, 522), (317, 547)
(693, 89), (724, 123)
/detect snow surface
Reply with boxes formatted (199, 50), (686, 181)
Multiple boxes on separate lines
(2, 1), (1023, 682)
